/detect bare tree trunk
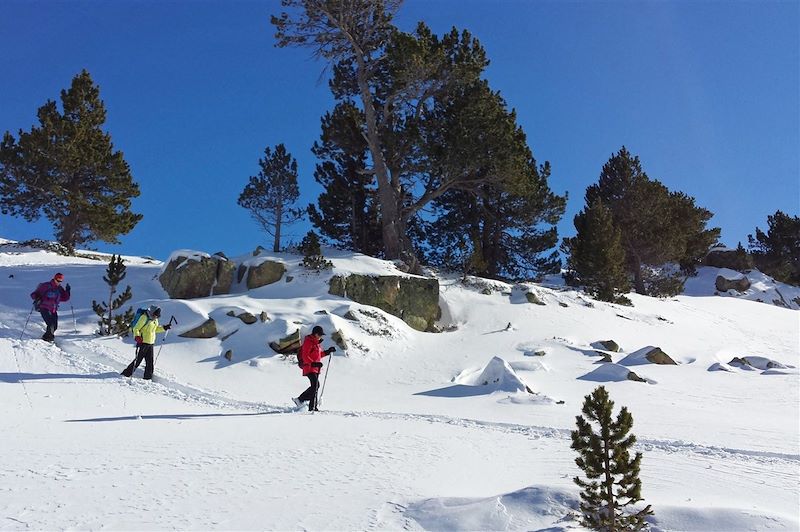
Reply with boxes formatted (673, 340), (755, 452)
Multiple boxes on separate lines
(354, 56), (420, 272)
(603, 432), (617, 532)
(274, 205), (282, 253)
(106, 286), (114, 336)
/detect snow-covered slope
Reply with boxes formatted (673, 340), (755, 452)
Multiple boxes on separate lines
(1, 239), (798, 531)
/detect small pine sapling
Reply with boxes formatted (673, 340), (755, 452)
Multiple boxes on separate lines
(571, 386), (653, 531)
(299, 231), (333, 271)
(91, 254), (134, 335)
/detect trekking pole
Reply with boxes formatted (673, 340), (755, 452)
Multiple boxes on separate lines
(71, 304), (77, 333)
(318, 350), (334, 407)
(154, 316), (177, 367)
(19, 304), (35, 341)
(128, 345), (139, 381)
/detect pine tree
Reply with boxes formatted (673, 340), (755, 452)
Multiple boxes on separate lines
(238, 144), (304, 252)
(563, 200), (631, 304)
(299, 231), (332, 271)
(424, 81), (565, 281)
(91, 254), (134, 336)
(0, 70), (142, 252)
(273, 4), (489, 273)
(583, 147), (719, 296)
(308, 103), (383, 256)
(748, 210), (800, 286)
(571, 386), (653, 531)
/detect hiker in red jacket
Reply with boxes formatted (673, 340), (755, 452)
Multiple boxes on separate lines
(30, 272), (71, 342)
(292, 325), (335, 411)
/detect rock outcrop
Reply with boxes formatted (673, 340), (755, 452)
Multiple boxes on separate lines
(179, 318), (218, 338)
(243, 260), (286, 289)
(329, 274), (440, 332)
(159, 253), (235, 299)
(715, 275), (751, 293)
(704, 248), (753, 271)
(643, 347), (677, 365)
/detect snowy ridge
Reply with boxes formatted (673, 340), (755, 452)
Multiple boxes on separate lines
(1, 240), (798, 530)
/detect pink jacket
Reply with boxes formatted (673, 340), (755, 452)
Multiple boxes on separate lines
(31, 280), (70, 313)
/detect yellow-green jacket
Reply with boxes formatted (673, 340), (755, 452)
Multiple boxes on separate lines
(132, 313), (166, 345)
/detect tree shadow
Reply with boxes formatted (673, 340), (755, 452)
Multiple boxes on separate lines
(413, 384), (494, 398)
(0, 371), (119, 383)
(66, 411), (285, 423)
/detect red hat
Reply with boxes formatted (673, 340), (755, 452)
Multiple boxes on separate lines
(54, 273), (64, 281)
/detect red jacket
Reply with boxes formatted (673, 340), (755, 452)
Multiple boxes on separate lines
(299, 334), (327, 376)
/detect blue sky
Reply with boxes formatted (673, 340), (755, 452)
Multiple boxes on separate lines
(1, 0), (797, 261)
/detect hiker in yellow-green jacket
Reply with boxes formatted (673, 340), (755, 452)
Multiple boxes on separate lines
(121, 305), (171, 380)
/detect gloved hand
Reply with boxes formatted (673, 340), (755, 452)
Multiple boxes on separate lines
(163, 324), (171, 330)
(65, 283), (71, 292)
(326, 346), (336, 354)
(311, 361), (323, 368)
(135, 336), (143, 346)
(33, 298), (41, 311)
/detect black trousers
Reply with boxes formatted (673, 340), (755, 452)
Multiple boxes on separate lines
(40, 309), (58, 340)
(122, 344), (155, 379)
(298, 373), (320, 410)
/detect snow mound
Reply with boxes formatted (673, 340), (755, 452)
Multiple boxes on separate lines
(729, 356), (792, 371)
(579, 363), (654, 384)
(708, 362), (734, 372)
(618, 346), (679, 366)
(509, 359), (549, 372)
(453, 356), (531, 392)
(405, 485), (579, 531)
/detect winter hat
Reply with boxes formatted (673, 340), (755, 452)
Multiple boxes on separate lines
(53, 273), (64, 282)
(312, 325), (325, 336)
(148, 305), (161, 318)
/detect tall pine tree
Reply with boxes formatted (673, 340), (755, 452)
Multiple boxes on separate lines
(571, 386), (653, 531)
(582, 147), (719, 296)
(308, 102), (383, 256)
(0, 70), (142, 251)
(424, 81), (565, 281)
(91, 254), (134, 336)
(563, 199), (631, 303)
(748, 210), (800, 286)
(238, 144), (303, 252)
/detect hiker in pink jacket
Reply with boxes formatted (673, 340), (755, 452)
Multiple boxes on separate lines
(30, 272), (71, 342)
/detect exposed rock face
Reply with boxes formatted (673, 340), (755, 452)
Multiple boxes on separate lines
(237, 312), (257, 325)
(259, 311), (269, 323)
(525, 292), (545, 305)
(597, 340), (620, 352)
(715, 275), (751, 293)
(627, 370), (646, 382)
(245, 260), (286, 289)
(704, 248), (752, 271)
(644, 347), (677, 365)
(331, 329), (347, 350)
(179, 318), (218, 338)
(329, 274), (441, 332)
(159, 254), (236, 299)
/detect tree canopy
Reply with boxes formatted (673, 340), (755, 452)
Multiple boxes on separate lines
(0, 70), (141, 251)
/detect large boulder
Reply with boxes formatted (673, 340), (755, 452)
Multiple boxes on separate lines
(329, 274), (441, 332)
(159, 252), (235, 299)
(704, 248), (753, 271)
(179, 318), (218, 339)
(245, 260), (286, 289)
(644, 347), (677, 365)
(715, 275), (751, 293)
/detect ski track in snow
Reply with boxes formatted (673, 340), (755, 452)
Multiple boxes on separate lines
(21, 337), (800, 469)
